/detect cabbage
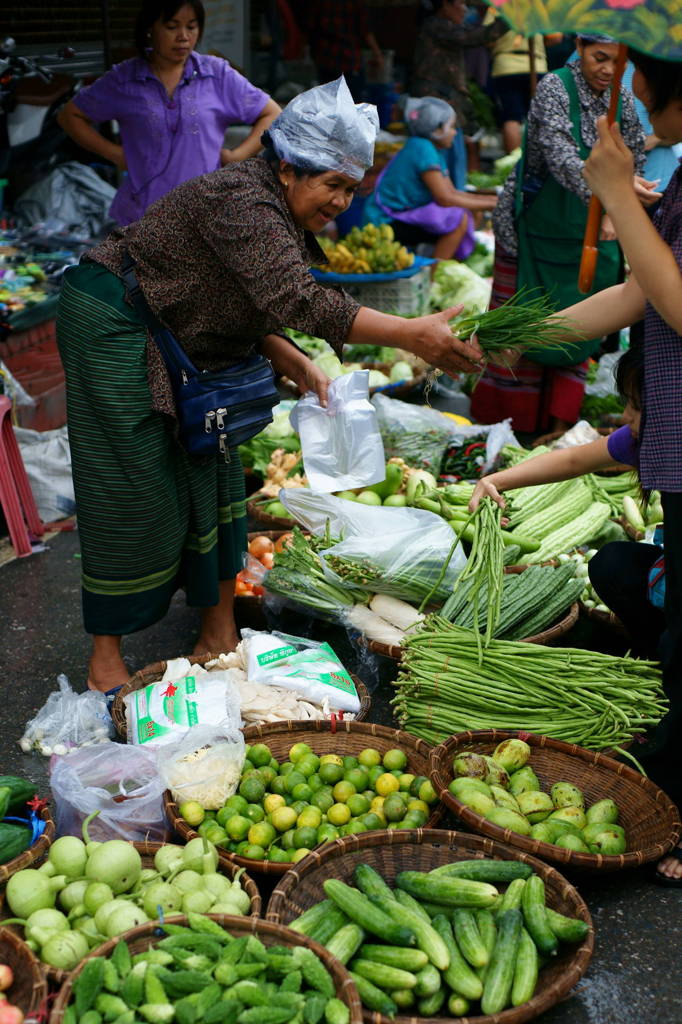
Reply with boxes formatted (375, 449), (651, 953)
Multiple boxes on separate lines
(389, 360), (414, 384)
(367, 369), (391, 388)
(264, 407), (294, 439)
(430, 261), (491, 315)
(494, 147), (522, 180)
(312, 352), (344, 379)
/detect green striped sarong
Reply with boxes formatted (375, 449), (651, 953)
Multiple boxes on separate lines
(57, 262), (247, 636)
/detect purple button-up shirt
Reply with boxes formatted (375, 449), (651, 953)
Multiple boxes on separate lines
(641, 163), (682, 493)
(74, 52), (269, 225)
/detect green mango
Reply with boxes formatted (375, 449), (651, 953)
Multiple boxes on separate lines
(459, 790), (496, 816)
(544, 820), (583, 843)
(484, 806), (532, 836)
(529, 822), (554, 843)
(509, 766), (541, 796)
(582, 821), (626, 845)
(516, 791), (554, 823)
(483, 756), (510, 790)
(555, 833), (591, 853)
(585, 798), (619, 826)
(492, 739), (531, 774)
(548, 806), (587, 830)
(587, 827), (627, 856)
(550, 781), (585, 810)
(452, 753), (488, 780)
(448, 777), (493, 800)
(490, 785), (521, 814)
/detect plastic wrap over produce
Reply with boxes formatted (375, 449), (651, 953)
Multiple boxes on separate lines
(290, 371), (385, 492)
(280, 488), (466, 603)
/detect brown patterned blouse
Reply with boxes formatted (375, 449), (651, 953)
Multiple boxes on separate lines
(88, 157), (359, 370)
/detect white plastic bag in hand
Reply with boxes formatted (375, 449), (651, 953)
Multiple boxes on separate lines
(290, 371), (385, 492)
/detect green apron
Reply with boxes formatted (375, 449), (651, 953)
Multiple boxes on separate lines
(515, 66), (622, 367)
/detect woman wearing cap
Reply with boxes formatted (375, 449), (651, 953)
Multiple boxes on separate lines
(58, 0), (281, 225)
(363, 96), (497, 263)
(470, 35), (649, 434)
(56, 77), (485, 695)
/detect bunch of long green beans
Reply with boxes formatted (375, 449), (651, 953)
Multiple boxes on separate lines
(452, 288), (581, 355)
(391, 617), (667, 754)
(324, 553), (452, 604)
(265, 526), (367, 613)
(440, 497), (504, 654)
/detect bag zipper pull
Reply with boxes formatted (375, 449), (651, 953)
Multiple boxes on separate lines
(216, 407), (227, 431)
(181, 369), (189, 385)
(204, 410), (216, 433)
(218, 434), (230, 462)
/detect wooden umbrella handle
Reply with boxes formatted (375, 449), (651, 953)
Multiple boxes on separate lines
(578, 43), (628, 294)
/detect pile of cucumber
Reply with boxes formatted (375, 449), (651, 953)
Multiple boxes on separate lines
(289, 861), (589, 1019)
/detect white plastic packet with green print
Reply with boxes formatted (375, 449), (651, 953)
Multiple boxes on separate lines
(124, 660), (242, 748)
(242, 629), (360, 713)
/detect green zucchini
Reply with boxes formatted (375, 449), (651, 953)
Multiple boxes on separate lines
(494, 877), (526, 916)
(447, 993), (470, 1017)
(325, 925), (364, 966)
(395, 870), (498, 908)
(392, 889), (431, 922)
(322, 880), (414, 947)
(520, 876), (558, 957)
(358, 945), (429, 972)
(417, 990), (446, 1016)
(307, 907), (350, 947)
(349, 959), (417, 991)
(0, 776), (36, 810)
(413, 964), (441, 998)
(352, 864), (395, 903)
(349, 973), (397, 1017)
(289, 901), (335, 937)
(511, 927), (539, 1007)
(545, 907), (590, 944)
(430, 915), (482, 1002)
(380, 893), (450, 970)
(389, 989), (415, 1010)
(481, 908), (523, 1015)
(452, 908), (488, 969)
(0, 822), (32, 865)
(430, 859), (533, 883)
(474, 909), (497, 983)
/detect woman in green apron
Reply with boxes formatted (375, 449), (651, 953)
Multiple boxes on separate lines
(471, 35), (647, 433)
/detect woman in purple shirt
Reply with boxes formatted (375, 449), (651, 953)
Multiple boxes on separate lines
(58, 1), (281, 225)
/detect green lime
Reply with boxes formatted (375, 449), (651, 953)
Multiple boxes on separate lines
(293, 826), (318, 849)
(248, 743), (273, 767)
(342, 756), (358, 771)
(297, 806), (322, 829)
(383, 748), (408, 772)
(226, 815), (251, 841)
(292, 848), (311, 863)
(311, 789), (334, 813)
(328, 803), (351, 826)
(243, 844), (266, 860)
(344, 820), (368, 835)
(197, 821), (214, 838)
(419, 780), (438, 805)
(245, 804), (265, 824)
(289, 742), (313, 763)
(269, 758), (280, 771)
(235, 841), (251, 856)
(216, 805), (238, 828)
(320, 754), (343, 767)
(345, 767), (370, 792)
(367, 766), (385, 788)
(361, 812), (383, 831)
(205, 825), (227, 845)
(263, 793), (286, 815)
(404, 809), (428, 827)
(284, 771), (307, 794)
(410, 775), (430, 798)
(248, 821), (276, 848)
(399, 773), (416, 792)
(316, 823), (340, 843)
(408, 799), (430, 815)
(332, 780), (356, 803)
(290, 800), (307, 816)
(358, 748), (382, 768)
(239, 775), (265, 803)
(280, 829), (296, 851)
(308, 774), (323, 792)
(258, 766), (277, 788)
(297, 754), (321, 777)
(346, 793), (370, 817)
(270, 776), (288, 797)
(291, 783), (313, 803)
(362, 790), (375, 803)
(268, 846), (290, 863)
(319, 762), (344, 786)
(279, 761), (296, 776)
(178, 800), (205, 827)
(271, 806), (298, 832)
(383, 794), (407, 822)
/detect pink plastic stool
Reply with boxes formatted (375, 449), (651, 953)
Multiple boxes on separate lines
(0, 394), (45, 557)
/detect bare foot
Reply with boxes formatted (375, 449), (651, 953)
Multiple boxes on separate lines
(87, 657), (131, 694)
(656, 850), (682, 881)
(193, 630), (239, 657)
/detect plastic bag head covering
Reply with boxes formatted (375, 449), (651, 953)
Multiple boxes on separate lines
(267, 76), (379, 182)
(577, 33), (618, 45)
(404, 96), (455, 140)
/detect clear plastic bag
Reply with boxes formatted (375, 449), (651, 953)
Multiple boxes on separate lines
(290, 371), (385, 493)
(439, 417), (519, 474)
(124, 660), (242, 748)
(50, 741), (167, 841)
(280, 488), (466, 604)
(19, 674), (114, 756)
(156, 725), (246, 810)
(372, 394), (454, 472)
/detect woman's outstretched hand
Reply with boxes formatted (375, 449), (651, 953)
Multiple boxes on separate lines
(410, 305), (485, 376)
(261, 334), (331, 406)
(469, 476), (506, 512)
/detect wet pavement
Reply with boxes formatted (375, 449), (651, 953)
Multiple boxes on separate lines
(0, 525), (680, 1022)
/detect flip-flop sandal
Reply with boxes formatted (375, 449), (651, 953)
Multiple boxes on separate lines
(654, 844), (682, 887)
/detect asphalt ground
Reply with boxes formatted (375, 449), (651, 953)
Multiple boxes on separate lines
(1, 524), (680, 1023)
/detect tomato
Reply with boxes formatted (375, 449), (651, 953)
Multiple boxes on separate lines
(274, 532), (295, 553)
(235, 577), (254, 596)
(259, 551), (274, 570)
(252, 585), (265, 596)
(248, 535), (274, 559)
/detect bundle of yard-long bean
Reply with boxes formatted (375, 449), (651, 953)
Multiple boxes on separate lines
(451, 289), (582, 356)
(391, 617), (667, 750)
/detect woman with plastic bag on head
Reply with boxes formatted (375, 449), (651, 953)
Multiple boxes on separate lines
(57, 76), (485, 696)
(363, 96), (497, 263)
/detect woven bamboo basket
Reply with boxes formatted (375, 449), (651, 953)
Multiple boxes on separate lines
(0, 928), (48, 1019)
(266, 829), (594, 1024)
(165, 720), (442, 876)
(111, 655), (371, 740)
(0, 838), (261, 988)
(49, 914), (363, 1024)
(0, 803), (55, 884)
(578, 601), (627, 635)
(360, 602), (580, 662)
(429, 730), (682, 872)
(248, 490), (298, 528)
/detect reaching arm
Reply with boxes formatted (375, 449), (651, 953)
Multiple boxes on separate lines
(584, 117), (682, 336)
(349, 305), (484, 376)
(57, 100), (126, 169)
(221, 97), (281, 164)
(469, 437), (616, 510)
(554, 275), (646, 345)
(422, 169), (498, 211)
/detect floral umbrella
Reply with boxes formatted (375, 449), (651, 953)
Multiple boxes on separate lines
(485, 0), (682, 290)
